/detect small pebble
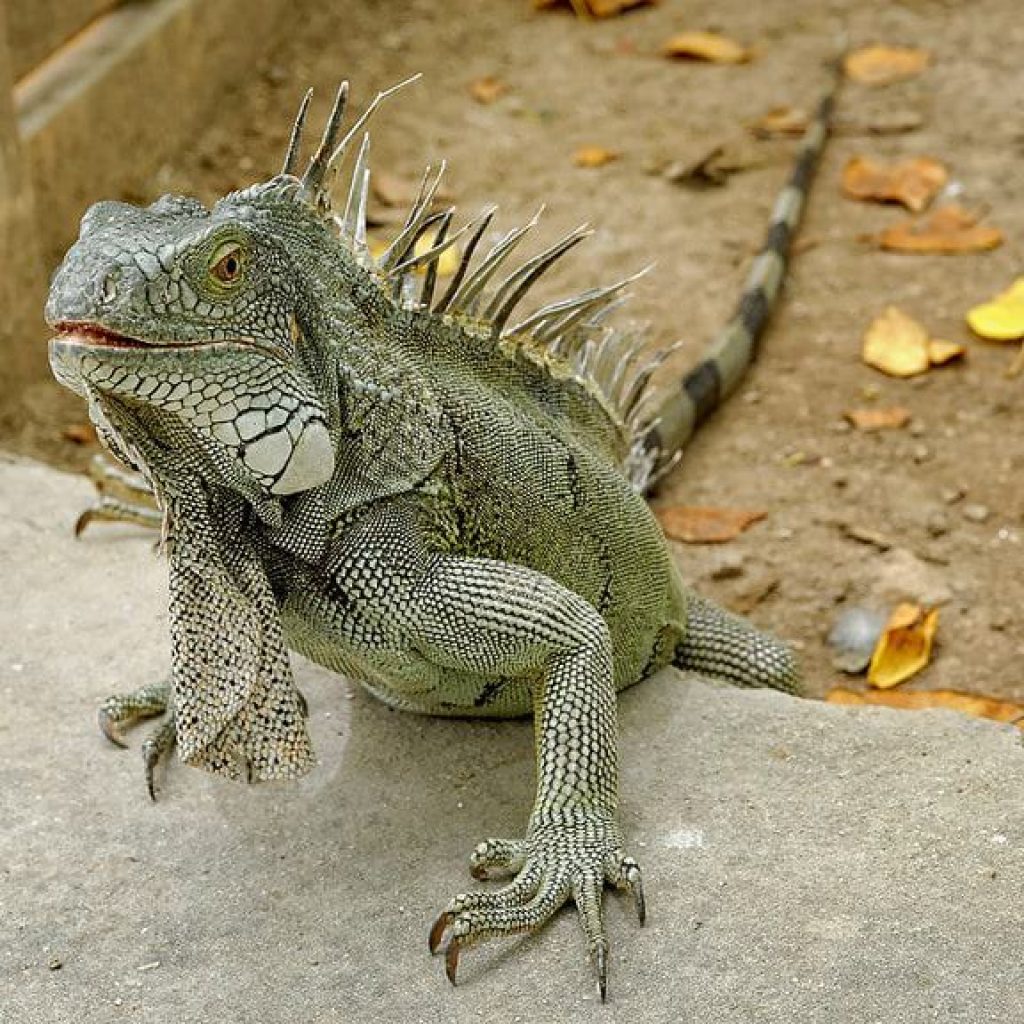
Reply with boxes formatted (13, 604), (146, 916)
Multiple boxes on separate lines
(941, 486), (966, 505)
(912, 444), (932, 464)
(48, 957), (62, 971)
(710, 551), (745, 580)
(962, 503), (991, 524)
(909, 421), (927, 438)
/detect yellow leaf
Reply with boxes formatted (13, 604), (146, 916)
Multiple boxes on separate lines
(867, 602), (939, 689)
(841, 155), (947, 212)
(862, 306), (931, 378)
(369, 231), (459, 277)
(927, 339), (966, 365)
(469, 76), (507, 104)
(663, 31), (751, 64)
(413, 230), (459, 277)
(654, 506), (766, 543)
(966, 278), (1024, 342)
(843, 406), (911, 431)
(874, 204), (1003, 254)
(748, 106), (809, 139)
(573, 145), (620, 168)
(843, 45), (930, 86)
(826, 687), (1024, 729)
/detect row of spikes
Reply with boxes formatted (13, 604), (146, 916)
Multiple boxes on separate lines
(283, 80), (679, 458)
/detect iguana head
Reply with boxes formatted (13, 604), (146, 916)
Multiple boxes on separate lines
(46, 82), (412, 501)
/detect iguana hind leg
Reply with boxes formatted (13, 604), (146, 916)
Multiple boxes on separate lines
(675, 592), (801, 695)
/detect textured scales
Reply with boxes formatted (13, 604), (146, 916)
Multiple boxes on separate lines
(46, 65), (838, 1000)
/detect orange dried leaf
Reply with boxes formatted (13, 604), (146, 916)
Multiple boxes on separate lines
(843, 406), (911, 431)
(655, 506), (766, 544)
(826, 687), (1024, 729)
(843, 45), (930, 86)
(862, 306), (931, 378)
(469, 76), (507, 104)
(62, 422), (97, 445)
(867, 602), (939, 689)
(841, 155), (947, 212)
(748, 106), (809, 138)
(573, 145), (620, 168)
(534, 0), (655, 16)
(663, 31), (751, 64)
(875, 204), (1003, 254)
(966, 278), (1024, 342)
(927, 339), (966, 365)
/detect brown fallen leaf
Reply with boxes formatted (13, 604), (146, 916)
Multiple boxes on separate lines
(62, 422), (97, 445)
(867, 602), (939, 689)
(862, 306), (931, 378)
(371, 171), (455, 210)
(966, 277), (1024, 342)
(841, 155), (947, 212)
(469, 76), (507, 104)
(843, 45), (930, 86)
(573, 145), (620, 168)
(844, 406), (911, 431)
(873, 204), (1003, 254)
(534, 0), (655, 17)
(663, 31), (751, 64)
(655, 506), (766, 543)
(927, 339), (966, 365)
(748, 106), (809, 139)
(826, 687), (1024, 730)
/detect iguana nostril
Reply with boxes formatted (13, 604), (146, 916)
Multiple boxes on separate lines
(100, 272), (118, 304)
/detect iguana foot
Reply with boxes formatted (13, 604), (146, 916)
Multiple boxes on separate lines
(75, 454), (161, 537)
(428, 808), (644, 1001)
(97, 682), (175, 800)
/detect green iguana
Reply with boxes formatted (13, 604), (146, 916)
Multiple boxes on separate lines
(46, 67), (837, 1000)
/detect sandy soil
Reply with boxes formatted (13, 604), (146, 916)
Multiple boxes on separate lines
(10, 0), (1024, 704)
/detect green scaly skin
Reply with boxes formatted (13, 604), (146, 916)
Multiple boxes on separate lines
(46, 71), (836, 999)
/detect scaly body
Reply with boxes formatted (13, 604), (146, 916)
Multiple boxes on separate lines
(46, 68), (836, 999)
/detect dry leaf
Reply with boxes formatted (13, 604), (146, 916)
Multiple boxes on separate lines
(826, 688), (1024, 729)
(966, 278), (1024, 342)
(862, 306), (931, 377)
(412, 230), (459, 277)
(748, 106), (809, 139)
(534, 0), (655, 17)
(62, 423), (97, 445)
(867, 602), (939, 689)
(874, 204), (1003, 254)
(655, 506), (766, 543)
(927, 339), (966, 365)
(843, 45), (930, 86)
(573, 145), (620, 168)
(841, 155), (947, 212)
(367, 230), (459, 277)
(469, 76), (507, 104)
(371, 171), (455, 210)
(663, 31), (751, 64)
(843, 406), (911, 431)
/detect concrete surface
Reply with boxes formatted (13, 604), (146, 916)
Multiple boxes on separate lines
(1, 455), (1022, 1024)
(6, 0), (113, 82)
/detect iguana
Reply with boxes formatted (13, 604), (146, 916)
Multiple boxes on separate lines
(45, 67), (837, 1000)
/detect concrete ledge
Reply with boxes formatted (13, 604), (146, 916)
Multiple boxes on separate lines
(15, 0), (286, 269)
(2, 455), (1022, 1023)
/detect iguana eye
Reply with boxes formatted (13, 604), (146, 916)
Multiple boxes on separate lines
(209, 242), (245, 285)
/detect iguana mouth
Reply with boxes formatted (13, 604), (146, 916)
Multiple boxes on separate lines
(53, 323), (155, 350)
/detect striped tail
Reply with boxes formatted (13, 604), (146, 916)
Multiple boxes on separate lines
(630, 61), (841, 493)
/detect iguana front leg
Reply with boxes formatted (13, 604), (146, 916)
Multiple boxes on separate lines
(328, 507), (644, 999)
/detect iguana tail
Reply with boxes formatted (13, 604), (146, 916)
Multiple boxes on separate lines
(627, 61), (842, 493)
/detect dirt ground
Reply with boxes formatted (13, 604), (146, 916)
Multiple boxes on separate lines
(8, 0), (1024, 706)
